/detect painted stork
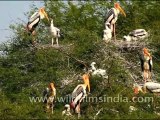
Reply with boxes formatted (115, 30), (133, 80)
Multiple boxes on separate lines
(133, 83), (144, 95)
(69, 73), (90, 118)
(26, 7), (49, 45)
(105, 2), (126, 40)
(43, 82), (56, 114)
(133, 82), (160, 94)
(140, 48), (153, 83)
(50, 19), (61, 46)
(89, 62), (108, 79)
(143, 82), (160, 93)
(123, 29), (148, 41)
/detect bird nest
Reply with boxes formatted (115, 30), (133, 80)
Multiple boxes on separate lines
(111, 39), (147, 51)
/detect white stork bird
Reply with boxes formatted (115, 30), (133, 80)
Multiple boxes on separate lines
(105, 2), (126, 40)
(62, 104), (72, 116)
(69, 73), (90, 118)
(103, 23), (112, 43)
(123, 29), (148, 41)
(89, 62), (108, 79)
(43, 82), (56, 114)
(26, 7), (49, 45)
(50, 19), (61, 46)
(140, 48), (153, 83)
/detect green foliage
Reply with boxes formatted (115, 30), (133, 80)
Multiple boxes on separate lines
(0, 1), (160, 119)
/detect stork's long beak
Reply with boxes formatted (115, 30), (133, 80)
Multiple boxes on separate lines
(83, 74), (90, 92)
(86, 79), (90, 93)
(134, 87), (139, 94)
(43, 10), (50, 22)
(118, 5), (126, 17)
(115, 2), (126, 17)
(143, 48), (151, 58)
(40, 7), (50, 22)
(50, 83), (55, 91)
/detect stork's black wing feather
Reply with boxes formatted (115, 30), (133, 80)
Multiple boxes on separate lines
(129, 29), (146, 37)
(129, 31), (135, 36)
(149, 59), (152, 72)
(43, 88), (50, 103)
(104, 8), (115, 23)
(139, 53), (144, 72)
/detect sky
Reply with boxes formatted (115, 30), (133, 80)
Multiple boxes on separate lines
(0, 1), (44, 44)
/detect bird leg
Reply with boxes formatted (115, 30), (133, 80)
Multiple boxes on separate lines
(52, 38), (54, 46)
(46, 102), (50, 113)
(31, 30), (37, 46)
(56, 37), (59, 46)
(148, 71), (152, 82)
(75, 103), (81, 119)
(113, 24), (116, 41)
(32, 37), (36, 46)
(143, 71), (149, 83)
(77, 112), (81, 119)
(51, 101), (54, 114)
(143, 72), (146, 83)
(32, 30), (36, 36)
(142, 86), (147, 94)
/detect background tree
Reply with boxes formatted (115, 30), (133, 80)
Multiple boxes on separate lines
(0, 1), (160, 119)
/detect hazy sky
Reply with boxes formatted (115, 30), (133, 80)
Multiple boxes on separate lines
(0, 1), (44, 44)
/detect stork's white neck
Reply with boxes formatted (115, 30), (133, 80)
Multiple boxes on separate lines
(39, 12), (45, 19)
(51, 21), (54, 27)
(91, 64), (96, 71)
(114, 7), (120, 15)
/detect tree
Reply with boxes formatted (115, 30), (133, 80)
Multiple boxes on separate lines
(0, 1), (160, 119)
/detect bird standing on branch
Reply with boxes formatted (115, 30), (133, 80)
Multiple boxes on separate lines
(69, 73), (90, 119)
(43, 82), (56, 114)
(50, 19), (61, 46)
(105, 2), (126, 40)
(89, 62), (108, 79)
(26, 7), (49, 45)
(140, 48), (153, 83)
(133, 82), (160, 94)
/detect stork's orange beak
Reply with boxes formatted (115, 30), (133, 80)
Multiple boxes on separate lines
(143, 48), (151, 58)
(114, 2), (126, 17)
(49, 82), (55, 91)
(134, 87), (139, 94)
(83, 74), (90, 92)
(40, 7), (50, 22)
(143, 48), (148, 53)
